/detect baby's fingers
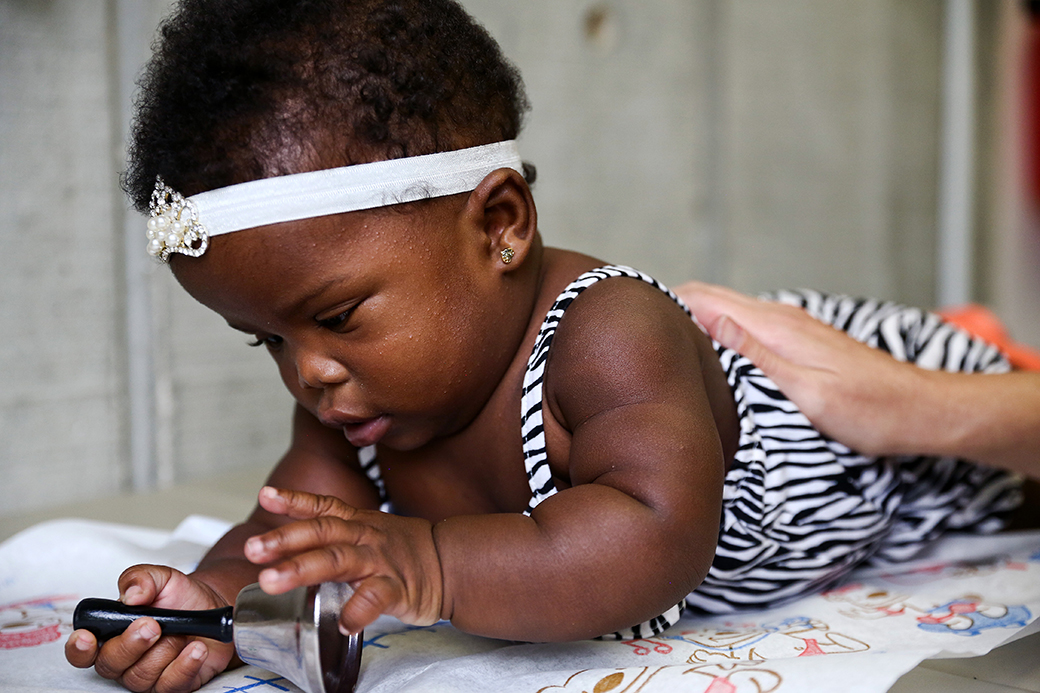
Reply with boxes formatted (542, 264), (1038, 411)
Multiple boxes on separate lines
(339, 576), (404, 634)
(257, 486), (359, 522)
(151, 641), (210, 693)
(65, 630), (100, 668)
(245, 511), (367, 565)
(87, 617), (162, 681)
(117, 564), (176, 606)
(256, 538), (374, 594)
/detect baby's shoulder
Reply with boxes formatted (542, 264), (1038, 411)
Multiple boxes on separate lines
(535, 251), (694, 339)
(544, 267), (712, 415)
(559, 271), (689, 333)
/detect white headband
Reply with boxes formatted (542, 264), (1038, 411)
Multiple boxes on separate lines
(146, 140), (524, 262)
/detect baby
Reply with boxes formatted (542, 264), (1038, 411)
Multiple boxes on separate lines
(65, 1), (1024, 690)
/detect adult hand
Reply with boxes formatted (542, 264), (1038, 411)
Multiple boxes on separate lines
(65, 565), (236, 693)
(675, 280), (1040, 476)
(244, 486), (444, 635)
(675, 280), (942, 457)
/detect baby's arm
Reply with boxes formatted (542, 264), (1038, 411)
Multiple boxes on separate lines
(65, 404), (379, 692)
(441, 279), (726, 638)
(675, 280), (1040, 479)
(247, 279), (727, 641)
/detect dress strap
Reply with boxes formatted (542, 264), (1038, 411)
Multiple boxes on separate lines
(520, 265), (692, 513)
(358, 444), (392, 513)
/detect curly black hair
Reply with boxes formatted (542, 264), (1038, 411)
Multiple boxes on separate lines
(123, 0), (531, 213)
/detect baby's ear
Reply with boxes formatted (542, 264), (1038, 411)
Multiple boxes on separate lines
(462, 167), (537, 271)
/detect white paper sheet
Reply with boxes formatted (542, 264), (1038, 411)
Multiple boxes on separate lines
(1, 518), (1037, 693)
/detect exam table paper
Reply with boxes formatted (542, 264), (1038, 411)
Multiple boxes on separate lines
(1, 517), (1037, 693)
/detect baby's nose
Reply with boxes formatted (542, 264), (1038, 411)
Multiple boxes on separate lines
(296, 351), (349, 389)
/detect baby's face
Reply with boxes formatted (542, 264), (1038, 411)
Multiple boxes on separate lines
(171, 198), (514, 451)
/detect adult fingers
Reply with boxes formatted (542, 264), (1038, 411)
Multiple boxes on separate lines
(709, 315), (793, 377)
(677, 282), (813, 357)
(675, 281), (753, 328)
(708, 314), (819, 402)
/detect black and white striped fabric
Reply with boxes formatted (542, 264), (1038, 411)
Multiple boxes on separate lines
(521, 266), (1022, 638)
(358, 444), (393, 513)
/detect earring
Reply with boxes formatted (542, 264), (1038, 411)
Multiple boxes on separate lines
(501, 247), (515, 264)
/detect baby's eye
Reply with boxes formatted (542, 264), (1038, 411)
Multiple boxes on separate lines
(247, 335), (284, 349)
(317, 306), (356, 332)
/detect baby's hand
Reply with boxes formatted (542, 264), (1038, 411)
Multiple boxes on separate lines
(64, 565), (235, 693)
(246, 486), (443, 634)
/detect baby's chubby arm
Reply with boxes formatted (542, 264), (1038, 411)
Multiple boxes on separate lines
(65, 404), (380, 693)
(247, 279), (727, 641)
(441, 279), (728, 638)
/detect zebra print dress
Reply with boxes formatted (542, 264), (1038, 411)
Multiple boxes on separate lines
(519, 266), (1022, 640)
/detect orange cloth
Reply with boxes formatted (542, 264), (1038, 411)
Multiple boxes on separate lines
(936, 305), (1040, 372)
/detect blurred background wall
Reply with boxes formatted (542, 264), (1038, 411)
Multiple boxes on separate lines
(2, 0), (1038, 519)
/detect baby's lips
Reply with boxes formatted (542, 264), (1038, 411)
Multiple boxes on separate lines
(342, 414), (392, 447)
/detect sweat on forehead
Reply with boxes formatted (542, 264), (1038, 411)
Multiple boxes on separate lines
(123, 0), (530, 212)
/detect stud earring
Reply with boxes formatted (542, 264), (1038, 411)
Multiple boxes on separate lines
(501, 247), (515, 264)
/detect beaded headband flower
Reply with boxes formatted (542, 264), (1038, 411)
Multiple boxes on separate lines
(146, 140), (524, 262)
(147, 179), (208, 261)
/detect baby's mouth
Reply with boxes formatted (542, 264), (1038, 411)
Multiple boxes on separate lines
(341, 415), (391, 448)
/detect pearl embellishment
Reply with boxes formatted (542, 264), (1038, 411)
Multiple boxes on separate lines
(146, 177), (209, 262)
